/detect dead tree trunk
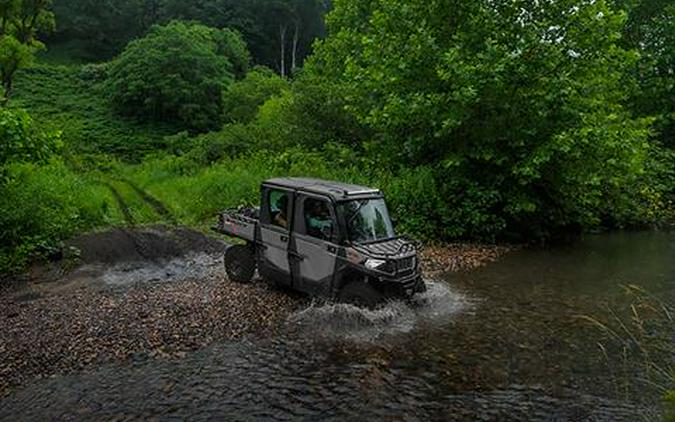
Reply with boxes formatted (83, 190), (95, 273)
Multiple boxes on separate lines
(291, 19), (300, 75)
(279, 24), (287, 77)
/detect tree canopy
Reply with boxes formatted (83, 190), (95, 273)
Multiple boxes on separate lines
(0, 0), (54, 102)
(304, 0), (656, 238)
(615, 0), (674, 147)
(106, 21), (249, 132)
(48, 0), (328, 72)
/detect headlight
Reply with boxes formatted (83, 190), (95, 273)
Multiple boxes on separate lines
(364, 258), (387, 270)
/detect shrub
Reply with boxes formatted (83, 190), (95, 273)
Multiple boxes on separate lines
(106, 21), (250, 132)
(0, 160), (120, 272)
(78, 62), (109, 82)
(0, 108), (61, 174)
(222, 66), (289, 124)
(168, 124), (259, 170)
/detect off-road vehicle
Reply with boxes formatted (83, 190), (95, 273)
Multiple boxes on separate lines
(213, 178), (426, 307)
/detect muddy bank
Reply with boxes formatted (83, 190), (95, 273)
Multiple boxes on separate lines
(0, 226), (511, 398)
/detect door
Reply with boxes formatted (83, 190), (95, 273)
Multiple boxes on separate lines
(258, 187), (293, 286)
(291, 194), (339, 296)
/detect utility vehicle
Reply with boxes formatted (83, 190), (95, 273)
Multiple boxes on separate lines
(213, 178), (426, 307)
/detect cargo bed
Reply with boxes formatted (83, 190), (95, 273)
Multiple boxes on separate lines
(212, 207), (259, 242)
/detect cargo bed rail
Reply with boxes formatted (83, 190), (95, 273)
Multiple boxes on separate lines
(212, 207), (259, 242)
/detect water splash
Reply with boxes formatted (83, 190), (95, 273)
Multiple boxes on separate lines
(287, 280), (471, 342)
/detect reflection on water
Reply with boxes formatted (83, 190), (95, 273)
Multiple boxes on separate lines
(0, 231), (672, 421)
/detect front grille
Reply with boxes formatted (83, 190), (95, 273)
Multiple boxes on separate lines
(397, 257), (415, 271)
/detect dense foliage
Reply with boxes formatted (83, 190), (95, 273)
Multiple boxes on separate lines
(48, 0), (327, 72)
(616, 0), (674, 148)
(222, 66), (289, 124)
(0, 160), (116, 270)
(0, 108), (61, 170)
(0, 0), (673, 272)
(10, 64), (177, 159)
(0, 0), (54, 102)
(106, 21), (249, 131)
(301, 0), (663, 239)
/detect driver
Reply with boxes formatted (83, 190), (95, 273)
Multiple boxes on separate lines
(306, 199), (332, 239)
(274, 195), (289, 228)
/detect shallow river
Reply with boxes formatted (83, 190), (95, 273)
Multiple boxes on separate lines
(1, 231), (673, 421)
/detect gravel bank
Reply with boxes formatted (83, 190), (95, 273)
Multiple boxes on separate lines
(0, 227), (512, 397)
(420, 243), (513, 276)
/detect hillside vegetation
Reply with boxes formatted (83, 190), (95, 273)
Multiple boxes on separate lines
(1, 0), (673, 273)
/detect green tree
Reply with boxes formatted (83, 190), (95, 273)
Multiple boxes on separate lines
(0, 0), (54, 103)
(49, 0), (145, 59)
(106, 21), (250, 132)
(48, 0), (328, 71)
(222, 66), (288, 123)
(306, 0), (657, 239)
(615, 0), (674, 148)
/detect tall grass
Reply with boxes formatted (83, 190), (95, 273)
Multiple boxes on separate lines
(120, 149), (374, 226)
(578, 285), (674, 419)
(0, 160), (123, 272)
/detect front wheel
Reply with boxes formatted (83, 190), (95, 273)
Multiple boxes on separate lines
(224, 244), (255, 283)
(338, 281), (384, 309)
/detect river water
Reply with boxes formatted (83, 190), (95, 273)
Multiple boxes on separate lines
(1, 231), (672, 421)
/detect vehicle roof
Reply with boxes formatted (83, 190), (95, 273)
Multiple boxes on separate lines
(264, 177), (381, 200)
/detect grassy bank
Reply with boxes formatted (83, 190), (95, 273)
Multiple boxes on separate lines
(11, 64), (178, 159)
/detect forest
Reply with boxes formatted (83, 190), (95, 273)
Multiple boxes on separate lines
(0, 0), (673, 272)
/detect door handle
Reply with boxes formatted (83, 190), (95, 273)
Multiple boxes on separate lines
(289, 251), (304, 261)
(281, 235), (289, 242)
(327, 245), (337, 253)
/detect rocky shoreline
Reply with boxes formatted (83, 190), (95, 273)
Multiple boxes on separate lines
(0, 227), (513, 397)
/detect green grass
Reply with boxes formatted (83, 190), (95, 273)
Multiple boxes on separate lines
(0, 160), (125, 271)
(11, 63), (180, 160)
(0, 143), (454, 273)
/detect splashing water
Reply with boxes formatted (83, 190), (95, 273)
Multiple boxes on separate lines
(286, 280), (472, 342)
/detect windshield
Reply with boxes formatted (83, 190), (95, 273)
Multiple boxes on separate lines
(340, 198), (395, 243)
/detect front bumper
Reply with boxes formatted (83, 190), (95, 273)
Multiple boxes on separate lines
(378, 274), (426, 298)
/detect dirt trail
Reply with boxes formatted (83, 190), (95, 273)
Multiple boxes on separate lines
(102, 182), (135, 226)
(118, 178), (177, 224)
(102, 176), (177, 227)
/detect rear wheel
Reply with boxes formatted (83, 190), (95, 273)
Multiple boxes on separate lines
(224, 244), (255, 283)
(338, 281), (384, 309)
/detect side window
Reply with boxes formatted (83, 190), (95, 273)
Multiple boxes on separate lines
(303, 198), (335, 241)
(269, 189), (290, 230)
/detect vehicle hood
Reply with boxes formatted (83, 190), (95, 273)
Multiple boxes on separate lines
(353, 237), (417, 258)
